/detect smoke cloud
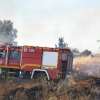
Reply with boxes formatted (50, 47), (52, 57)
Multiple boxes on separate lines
(0, 0), (100, 51)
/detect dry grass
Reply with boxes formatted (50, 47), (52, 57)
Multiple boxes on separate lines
(73, 56), (100, 77)
(0, 75), (100, 100)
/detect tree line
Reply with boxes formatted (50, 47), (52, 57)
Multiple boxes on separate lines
(55, 37), (92, 57)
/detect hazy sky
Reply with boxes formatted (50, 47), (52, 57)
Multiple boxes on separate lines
(0, 0), (100, 52)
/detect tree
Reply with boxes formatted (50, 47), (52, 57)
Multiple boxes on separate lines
(55, 37), (68, 48)
(80, 49), (92, 56)
(71, 48), (79, 53)
(0, 20), (17, 45)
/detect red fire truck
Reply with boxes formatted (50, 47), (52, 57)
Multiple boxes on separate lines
(0, 42), (73, 80)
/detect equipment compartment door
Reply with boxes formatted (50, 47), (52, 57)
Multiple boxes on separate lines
(42, 51), (58, 69)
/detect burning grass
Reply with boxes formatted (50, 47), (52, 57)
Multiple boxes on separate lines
(73, 56), (100, 77)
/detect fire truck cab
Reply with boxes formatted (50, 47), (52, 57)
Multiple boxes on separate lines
(0, 43), (73, 80)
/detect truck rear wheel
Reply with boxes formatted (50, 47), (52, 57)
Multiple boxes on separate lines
(34, 73), (47, 83)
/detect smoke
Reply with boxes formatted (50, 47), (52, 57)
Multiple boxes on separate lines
(16, 6), (100, 50)
(0, 0), (100, 51)
(0, 33), (17, 45)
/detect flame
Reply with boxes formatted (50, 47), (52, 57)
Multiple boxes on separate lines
(87, 70), (93, 76)
(76, 68), (79, 71)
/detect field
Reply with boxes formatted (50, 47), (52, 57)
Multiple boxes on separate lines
(0, 56), (100, 100)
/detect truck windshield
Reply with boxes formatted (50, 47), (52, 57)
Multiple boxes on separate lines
(0, 50), (7, 58)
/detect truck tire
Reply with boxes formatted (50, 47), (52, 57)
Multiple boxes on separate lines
(34, 73), (47, 83)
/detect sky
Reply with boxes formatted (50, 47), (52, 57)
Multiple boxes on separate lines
(0, 0), (100, 53)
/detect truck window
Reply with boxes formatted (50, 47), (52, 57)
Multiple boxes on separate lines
(10, 51), (21, 59)
(0, 50), (6, 58)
